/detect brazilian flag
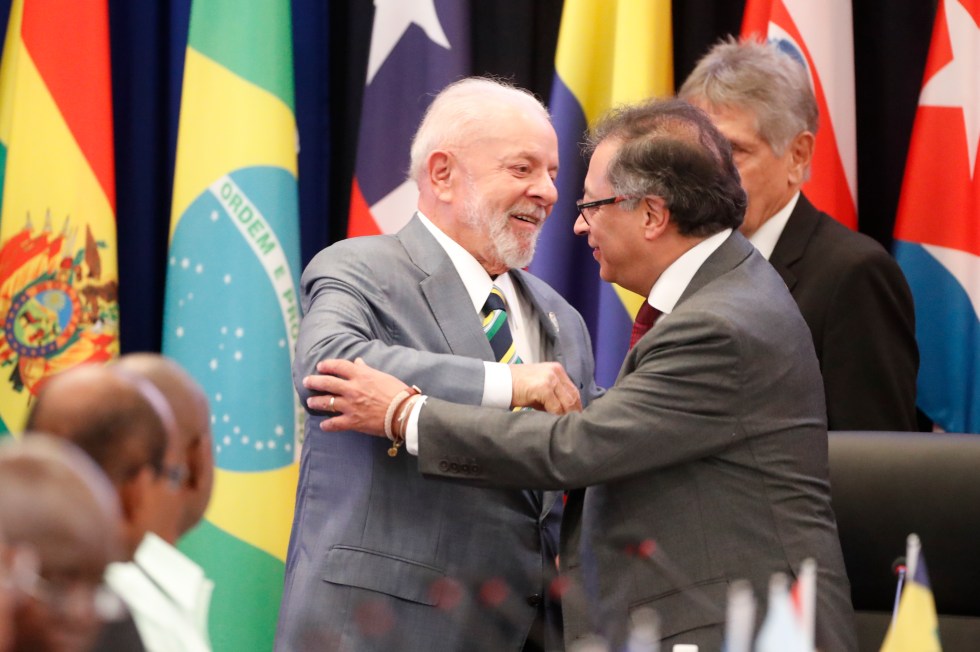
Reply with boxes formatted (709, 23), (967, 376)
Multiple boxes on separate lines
(163, 0), (302, 649)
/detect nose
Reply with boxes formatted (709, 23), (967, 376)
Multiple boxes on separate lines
(573, 213), (589, 236)
(530, 171), (559, 208)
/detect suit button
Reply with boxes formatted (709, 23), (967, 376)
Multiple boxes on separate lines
(526, 594), (542, 608)
(439, 461), (449, 472)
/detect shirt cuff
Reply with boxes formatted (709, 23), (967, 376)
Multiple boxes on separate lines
(481, 361), (513, 409)
(404, 396), (427, 456)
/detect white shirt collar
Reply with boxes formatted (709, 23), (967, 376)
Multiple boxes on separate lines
(747, 191), (799, 260)
(416, 211), (499, 312)
(648, 228), (732, 314)
(132, 532), (213, 616)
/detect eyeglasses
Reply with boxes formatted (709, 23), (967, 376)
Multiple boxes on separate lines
(575, 195), (634, 225)
(160, 464), (189, 490)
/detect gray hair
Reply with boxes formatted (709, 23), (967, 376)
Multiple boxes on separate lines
(585, 99), (746, 237)
(678, 37), (818, 156)
(408, 77), (550, 184)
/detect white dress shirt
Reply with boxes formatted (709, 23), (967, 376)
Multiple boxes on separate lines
(746, 192), (799, 261)
(105, 533), (214, 652)
(647, 228), (733, 314)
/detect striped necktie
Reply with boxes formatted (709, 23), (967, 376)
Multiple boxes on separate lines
(482, 285), (523, 365)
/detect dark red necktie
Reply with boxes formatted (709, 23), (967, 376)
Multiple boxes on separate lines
(629, 302), (662, 348)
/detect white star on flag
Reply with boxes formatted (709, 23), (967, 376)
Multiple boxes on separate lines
(920, 0), (980, 178)
(366, 0), (451, 85)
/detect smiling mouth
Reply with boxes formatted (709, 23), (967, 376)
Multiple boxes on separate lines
(510, 212), (541, 226)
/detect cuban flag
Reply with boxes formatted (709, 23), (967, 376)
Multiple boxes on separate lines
(893, 0), (980, 434)
(347, 0), (469, 238)
(530, 0), (673, 387)
(742, 0), (858, 229)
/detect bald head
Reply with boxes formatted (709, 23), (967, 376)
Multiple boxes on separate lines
(26, 364), (174, 486)
(0, 436), (121, 652)
(113, 354), (214, 535)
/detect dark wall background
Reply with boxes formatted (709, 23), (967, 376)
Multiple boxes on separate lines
(0, 0), (936, 354)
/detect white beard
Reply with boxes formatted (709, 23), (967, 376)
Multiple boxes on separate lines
(462, 183), (543, 270)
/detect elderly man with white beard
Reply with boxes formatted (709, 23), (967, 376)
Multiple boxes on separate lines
(275, 77), (598, 652)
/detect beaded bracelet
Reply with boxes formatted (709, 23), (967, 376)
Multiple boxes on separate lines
(383, 385), (421, 457)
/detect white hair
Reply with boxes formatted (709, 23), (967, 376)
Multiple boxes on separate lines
(408, 77), (551, 185)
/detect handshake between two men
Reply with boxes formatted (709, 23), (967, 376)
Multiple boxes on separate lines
(303, 358), (582, 439)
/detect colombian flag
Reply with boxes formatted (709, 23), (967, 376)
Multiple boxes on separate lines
(163, 0), (302, 649)
(741, 0), (858, 229)
(0, 0), (118, 435)
(893, 0), (980, 433)
(880, 535), (942, 652)
(529, 0), (673, 386)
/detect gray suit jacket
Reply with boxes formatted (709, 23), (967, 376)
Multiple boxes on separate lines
(275, 216), (598, 651)
(417, 233), (857, 651)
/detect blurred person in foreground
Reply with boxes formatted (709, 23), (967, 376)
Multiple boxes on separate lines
(111, 353), (216, 652)
(0, 435), (121, 652)
(26, 362), (206, 652)
(276, 77), (597, 652)
(308, 98), (857, 651)
(678, 37), (918, 431)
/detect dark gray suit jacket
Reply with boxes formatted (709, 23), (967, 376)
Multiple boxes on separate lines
(769, 194), (918, 430)
(417, 233), (857, 651)
(275, 216), (598, 651)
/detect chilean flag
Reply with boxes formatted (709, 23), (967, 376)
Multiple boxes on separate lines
(347, 0), (469, 238)
(742, 0), (858, 229)
(893, 0), (980, 433)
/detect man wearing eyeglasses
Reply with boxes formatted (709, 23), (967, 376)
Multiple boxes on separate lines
(276, 77), (597, 652)
(26, 363), (197, 651)
(110, 354), (216, 652)
(309, 98), (857, 651)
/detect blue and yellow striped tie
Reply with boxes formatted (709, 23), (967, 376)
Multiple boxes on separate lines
(482, 286), (522, 365)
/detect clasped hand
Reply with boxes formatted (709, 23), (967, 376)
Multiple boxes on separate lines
(304, 359), (582, 435)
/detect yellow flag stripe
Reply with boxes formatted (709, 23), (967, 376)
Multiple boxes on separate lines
(170, 47), (298, 237)
(206, 464), (298, 562)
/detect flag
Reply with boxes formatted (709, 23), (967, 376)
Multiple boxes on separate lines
(0, 0), (118, 435)
(790, 558), (817, 650)
(347, 0), (469, 237)
(530, 0), (673, 387)
(754, 573), (808, 652)
(723, 579), (757, 652)
(163, 0), (302, 649)
(741, 0), (858, 229)
(893, 0), (980, 434)
(880, 534), (942, 652)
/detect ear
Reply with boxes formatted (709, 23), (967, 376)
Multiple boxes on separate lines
(641, 196), (670, 240)
(787, 131), (814, 185)
(427, 150), (455, 202)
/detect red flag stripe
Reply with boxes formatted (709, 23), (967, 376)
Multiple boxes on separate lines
(20, 0), (115, 211)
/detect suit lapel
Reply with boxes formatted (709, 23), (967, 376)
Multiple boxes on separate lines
(397, 216), (494, 360)
(511, 270), (562, 364)
(677, 231), (756, 306)
(768, 194), (821, 292)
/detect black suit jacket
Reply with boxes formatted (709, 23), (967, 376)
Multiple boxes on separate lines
(769, 194), (919, 431)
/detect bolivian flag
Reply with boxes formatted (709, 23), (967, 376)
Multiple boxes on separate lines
(163, 0), (302, 649)
(0, 0), (119, 435)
